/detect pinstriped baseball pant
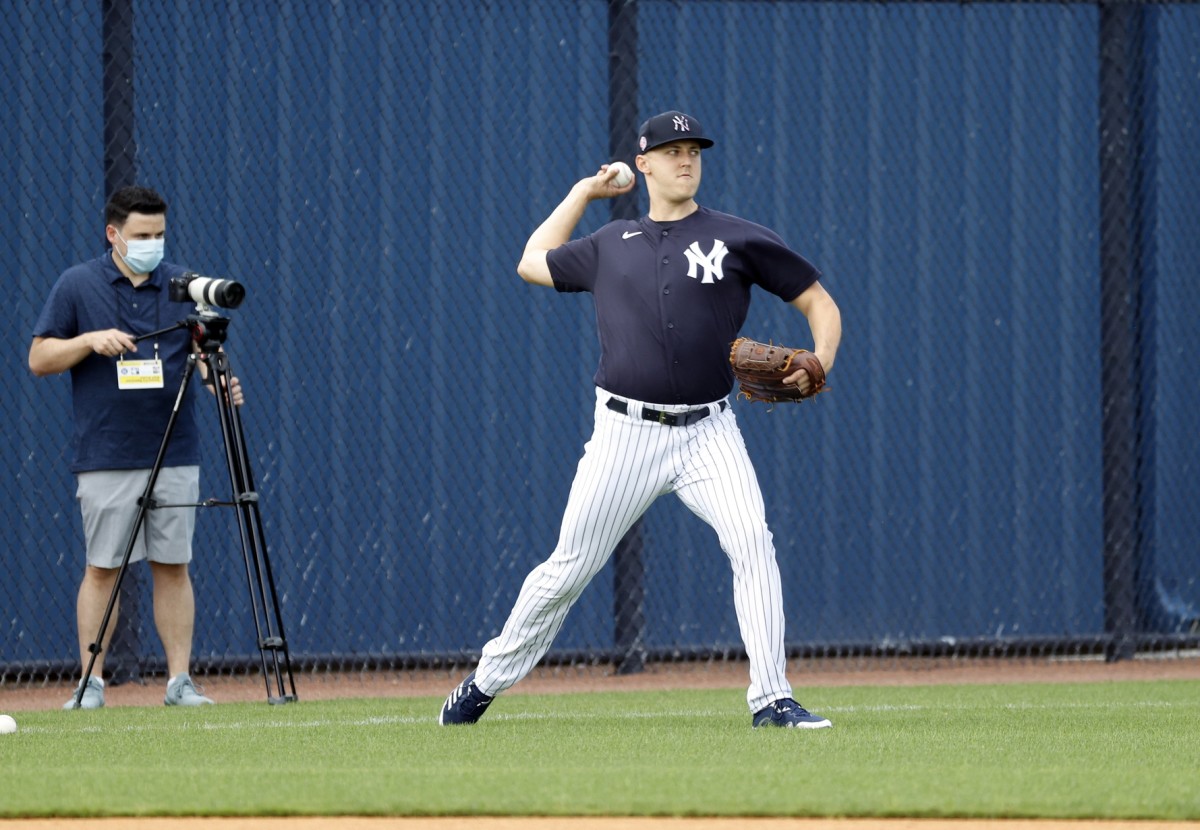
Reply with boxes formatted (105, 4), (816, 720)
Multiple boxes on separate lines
(475, 386), (793, 712)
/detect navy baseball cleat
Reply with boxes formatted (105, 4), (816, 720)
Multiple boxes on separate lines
(439, 671), (494, 725)
(752, 698), (832, 729)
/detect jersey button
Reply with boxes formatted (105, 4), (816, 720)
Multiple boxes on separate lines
(667, 323), (675, 329)
(663, 288), (670, 295)
(662, 258), (669, 264)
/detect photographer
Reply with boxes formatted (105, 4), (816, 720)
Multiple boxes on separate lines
(29, 186), (243, 709)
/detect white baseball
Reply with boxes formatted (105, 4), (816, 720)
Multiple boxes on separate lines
(0, 714), (16, 734)
(609, 161), (633, 188)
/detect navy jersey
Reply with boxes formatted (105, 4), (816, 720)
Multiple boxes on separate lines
(547, 206), (820, 405)
(32, 254), (201, 473)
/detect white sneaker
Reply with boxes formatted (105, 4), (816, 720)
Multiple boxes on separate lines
(164, 674), (214, 706)
(63, 676), (105, 710)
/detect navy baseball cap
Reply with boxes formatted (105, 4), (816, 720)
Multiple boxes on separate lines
(637, 111), (714, 154)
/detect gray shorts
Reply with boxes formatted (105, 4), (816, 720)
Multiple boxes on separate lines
(75, 467), (199, 569)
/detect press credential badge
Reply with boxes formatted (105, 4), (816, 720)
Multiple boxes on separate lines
(117, 343), (164, 390)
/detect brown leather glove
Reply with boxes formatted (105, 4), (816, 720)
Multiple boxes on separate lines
(729, 337), (827, 404)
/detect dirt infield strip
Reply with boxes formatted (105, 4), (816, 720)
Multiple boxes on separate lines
(4, 653), (1200, 710)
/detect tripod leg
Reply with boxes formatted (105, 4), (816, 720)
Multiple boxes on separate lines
(203, 350), (298, 704)
(72, 358), (198, 709)
(106, 564), (145, 685)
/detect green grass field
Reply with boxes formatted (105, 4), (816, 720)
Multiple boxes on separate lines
(1, 679), (1197, 819)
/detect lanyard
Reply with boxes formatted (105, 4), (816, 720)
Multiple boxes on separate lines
(112, 277), (163, 361)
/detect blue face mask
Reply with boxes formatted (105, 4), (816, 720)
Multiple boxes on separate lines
(115, 230), (165, 274)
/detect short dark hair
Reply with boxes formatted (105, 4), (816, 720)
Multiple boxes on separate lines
(105, 186), (168, 227)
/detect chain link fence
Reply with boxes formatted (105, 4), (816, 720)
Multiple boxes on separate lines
(5, 0), (1199, 688)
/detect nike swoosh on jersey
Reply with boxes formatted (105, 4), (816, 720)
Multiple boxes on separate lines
(622, 231), (643, 239)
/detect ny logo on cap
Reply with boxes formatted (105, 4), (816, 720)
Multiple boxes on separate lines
(672, 115), (691, 133)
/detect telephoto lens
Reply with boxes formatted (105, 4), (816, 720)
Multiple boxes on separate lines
(170, 272), (246, 309)
(187, 276), (245, 309)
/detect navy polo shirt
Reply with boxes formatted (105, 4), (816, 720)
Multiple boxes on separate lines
(547, 206), (820, 405)
(32, 253), (201, 473)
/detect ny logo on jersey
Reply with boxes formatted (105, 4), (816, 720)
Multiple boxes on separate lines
(684, 239), (729, 284)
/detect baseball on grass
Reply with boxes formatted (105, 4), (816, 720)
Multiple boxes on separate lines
(0, 714), (16, 734)
(609, 161), (633, 188)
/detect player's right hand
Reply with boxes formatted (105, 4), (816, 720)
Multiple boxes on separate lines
(583, 165), (635, 200)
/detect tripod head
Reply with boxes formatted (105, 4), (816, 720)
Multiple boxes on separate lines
(186, 310), (231, 354)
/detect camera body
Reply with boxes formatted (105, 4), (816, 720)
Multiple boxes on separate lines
(169, 271), (245, 310)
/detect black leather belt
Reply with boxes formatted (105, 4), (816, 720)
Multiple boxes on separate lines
(606, 397), (727, 427)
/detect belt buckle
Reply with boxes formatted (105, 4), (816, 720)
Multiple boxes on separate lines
(658, 410), (670, 425)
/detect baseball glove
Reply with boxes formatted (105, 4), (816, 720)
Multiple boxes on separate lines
(729, 337), (827, 404)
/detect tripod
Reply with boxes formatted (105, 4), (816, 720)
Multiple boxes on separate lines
(71, 308), (297, 707)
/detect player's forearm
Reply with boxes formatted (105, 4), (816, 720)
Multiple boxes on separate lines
(790, 286), (842, 372)
(808, 301), (841, 372)
(531, 181), (594, 250)
(517, 182), (594, 285)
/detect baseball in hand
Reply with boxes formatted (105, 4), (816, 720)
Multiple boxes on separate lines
(0, 714), (16, 734)
(609, 161), (633, 188)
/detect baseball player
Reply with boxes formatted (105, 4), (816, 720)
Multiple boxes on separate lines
(440, 110), (842, 729)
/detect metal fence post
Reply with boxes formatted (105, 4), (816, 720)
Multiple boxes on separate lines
(101, 0), (145, 684)
(608, 0), (646, 676)
(1097, 0), (1152, 662)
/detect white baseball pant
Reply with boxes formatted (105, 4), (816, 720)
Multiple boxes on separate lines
(474, 386), (793, 712)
